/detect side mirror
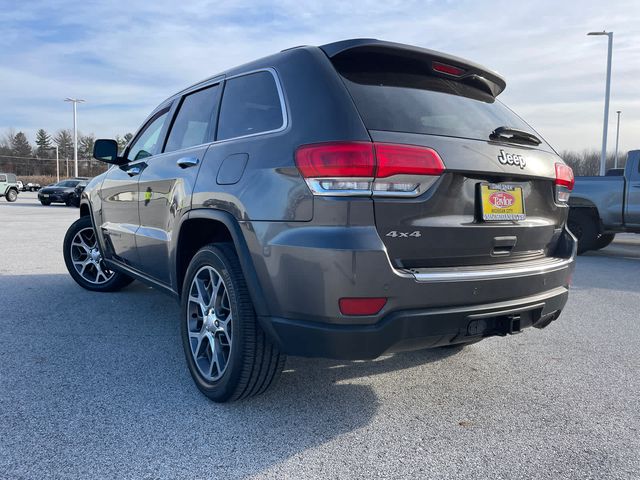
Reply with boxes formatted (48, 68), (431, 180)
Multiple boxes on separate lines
(93, 139), (125, 164)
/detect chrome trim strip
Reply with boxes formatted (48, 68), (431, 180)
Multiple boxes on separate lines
(304, 177), (373, 196)
(304, 175), (440, 197)
(409, 256), (574, 282)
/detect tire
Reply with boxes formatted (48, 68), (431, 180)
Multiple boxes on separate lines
(40, 200), (51, 206)
(63, 216), (134, 292)
(181, 243), (285, 402)
(65, 197), (74, 207)
(567, 209), (599, 254)
(5, 189), (17, 202)
(593, 233), (615, 251)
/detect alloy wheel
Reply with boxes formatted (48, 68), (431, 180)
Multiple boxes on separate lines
(187, 266), (233, 382)
(70, 227), (115, 284)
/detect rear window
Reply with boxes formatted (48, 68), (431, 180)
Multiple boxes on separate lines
(333, 51), (542, 144)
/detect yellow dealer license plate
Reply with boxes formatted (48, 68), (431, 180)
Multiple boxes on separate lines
(480, 183), (525, 221)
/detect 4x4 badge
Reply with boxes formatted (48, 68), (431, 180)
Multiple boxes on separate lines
(498, 150), (526, 169)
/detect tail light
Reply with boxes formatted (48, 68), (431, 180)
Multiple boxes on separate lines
(555, 163), (574, 203)
(295, 142), (445, 197)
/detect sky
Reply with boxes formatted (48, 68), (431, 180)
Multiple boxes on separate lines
(0, 0), (638, 154)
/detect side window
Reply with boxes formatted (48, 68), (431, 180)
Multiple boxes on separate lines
(165, 84), (220, 153)
(217, 71), (283, 141)
(127, 110), (169, 162)
(0, 175), (6, 182)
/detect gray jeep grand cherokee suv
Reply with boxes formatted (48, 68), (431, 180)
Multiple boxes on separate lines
(63, 39), (576, 402)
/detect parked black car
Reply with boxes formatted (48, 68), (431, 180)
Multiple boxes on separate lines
(38, 178), (89, 206)
(63, 39), (576, 402)
(24, 182), (41, 192)
(69, 179), (90, 207)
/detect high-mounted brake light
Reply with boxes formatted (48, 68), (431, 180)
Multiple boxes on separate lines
(432, 61), (466, 77)
(295, 142), (446, 197)
(555, 162), (574, 203)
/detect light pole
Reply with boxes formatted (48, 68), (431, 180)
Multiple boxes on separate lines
(587, 31), (613, 176)
(614, 110), (621, 168)
(64, 98), (85, 177)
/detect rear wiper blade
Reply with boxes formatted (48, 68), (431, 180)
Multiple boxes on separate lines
(490, 126), (541, 146)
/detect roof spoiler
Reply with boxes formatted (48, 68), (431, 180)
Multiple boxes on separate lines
(320, 38), (506, 97)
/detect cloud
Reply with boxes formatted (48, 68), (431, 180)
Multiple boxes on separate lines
(0, 0), (638, 153)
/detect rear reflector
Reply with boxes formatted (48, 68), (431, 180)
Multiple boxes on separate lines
(555, 163), (575, 191)
(432, 61), (466, 77)
(339, 297), (387, 316)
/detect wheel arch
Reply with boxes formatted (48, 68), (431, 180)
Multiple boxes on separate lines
(174, 209), (269, 316)
(568, 204), (602, 234)
(79, 202), (91, 217)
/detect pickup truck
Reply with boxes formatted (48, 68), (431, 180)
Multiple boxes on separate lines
(568, 150), (640, 253)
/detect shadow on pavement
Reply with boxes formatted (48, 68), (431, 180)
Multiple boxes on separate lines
(0, 273), (459, 478)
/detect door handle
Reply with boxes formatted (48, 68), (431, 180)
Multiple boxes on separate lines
(177, 157), (200, 169)
(126, 166), (142, 177)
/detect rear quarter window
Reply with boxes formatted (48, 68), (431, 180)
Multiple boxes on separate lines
(217, 71), (284, 141)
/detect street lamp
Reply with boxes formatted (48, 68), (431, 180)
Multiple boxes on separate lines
(64, 97), (85, 177)
(587, 31), (613, 176)
(614, 110), (621, 168)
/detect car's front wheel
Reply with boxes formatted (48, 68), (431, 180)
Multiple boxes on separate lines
(63, 216), (134, 292)
(6, 189), (17, 202)
(181, 243), (285, 402)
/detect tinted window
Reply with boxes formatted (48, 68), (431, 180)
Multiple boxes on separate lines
(217, 71), (283, 141)
(57, 180), (81, 187)
(333, 52), (543, 145)
(127, 110), (169, 161)
(165, 84), (220, 153)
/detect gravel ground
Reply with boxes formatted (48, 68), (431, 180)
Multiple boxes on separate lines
(1, 192), (639, 479)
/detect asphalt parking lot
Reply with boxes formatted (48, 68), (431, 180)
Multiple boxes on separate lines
(1, 192), (639, 479)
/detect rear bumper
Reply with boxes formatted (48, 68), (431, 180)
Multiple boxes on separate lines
(258, 286), (569, 359)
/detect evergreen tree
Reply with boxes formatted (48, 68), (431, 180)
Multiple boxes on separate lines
(54, 129), (74, 160)
(11, 132), (32, 157)
(35, 129), (53, 157)
(79, 134), (95, 159)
